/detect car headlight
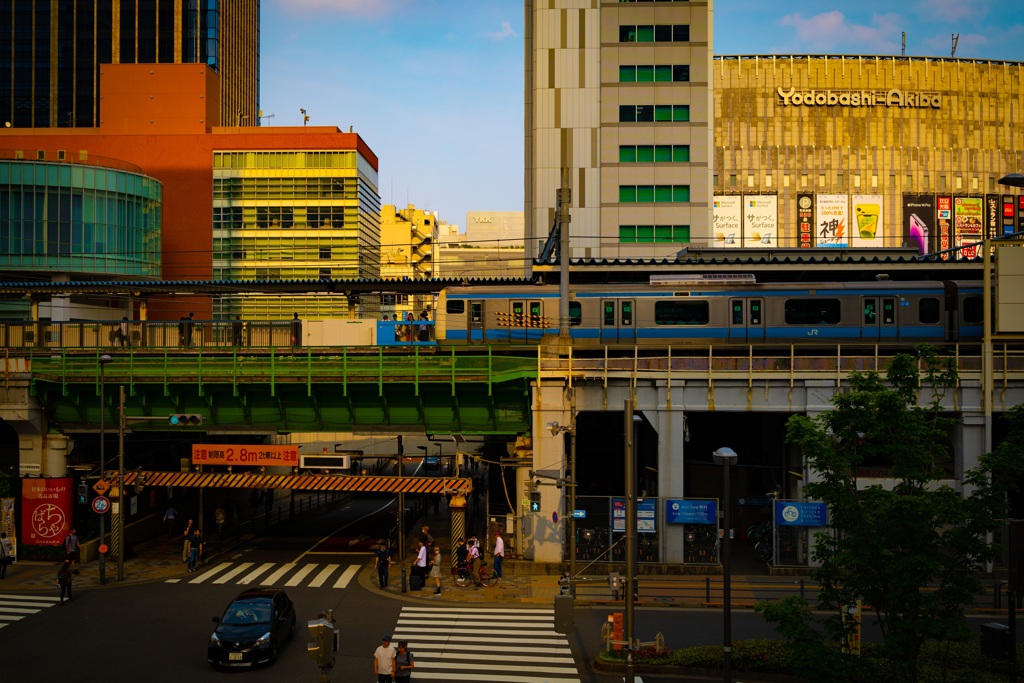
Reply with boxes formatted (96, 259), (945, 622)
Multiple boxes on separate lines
(209, 632), (220, 645)
(255, 632), (271, 648)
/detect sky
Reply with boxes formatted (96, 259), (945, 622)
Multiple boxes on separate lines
(259, 0), (1024, 232)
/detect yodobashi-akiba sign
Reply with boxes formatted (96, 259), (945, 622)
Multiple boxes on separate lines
(777, 87), (941, 108)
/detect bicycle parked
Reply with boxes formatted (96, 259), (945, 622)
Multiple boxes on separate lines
(452, 559), (498, 587)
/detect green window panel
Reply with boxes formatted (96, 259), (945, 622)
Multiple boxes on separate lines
(673, 145), (690, 162)
(637, 65), (655, 82)
(655, 226), (673, 241)
(619, 146), (637, 162)
(637, 25), (654, 42)
(637, 146), (654, 162)
(654, 105), (673, 122)
(637, 186), (655, 202)
(654, 186), (673, 202)
(673, 186), (690, 202)
(654, 146), (672, 162)
(619, 225), (638, 242)
(619, 65), (637, 82)
(636, 225), (655, 242)
(673, 106), (690, 122)
(673, 225), (691, 242)
(655, 65), (672, 82)
(619, 186), (637, 203)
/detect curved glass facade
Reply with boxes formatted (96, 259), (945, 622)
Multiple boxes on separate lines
(0, 161), (162, 277)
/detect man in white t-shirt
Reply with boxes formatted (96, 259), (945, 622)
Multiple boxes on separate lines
(373, 635), (396, 682)
(493, 530), (505, 578)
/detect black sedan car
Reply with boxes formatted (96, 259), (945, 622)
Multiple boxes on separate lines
(207, 587), (297, 668)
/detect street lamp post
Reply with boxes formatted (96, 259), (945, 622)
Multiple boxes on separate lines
(713, 447), (739, 683)
(97, 354), (111, 585)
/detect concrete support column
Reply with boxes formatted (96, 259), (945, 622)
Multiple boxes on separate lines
(529, 380), (572, 562)
(448, 494), (466, 571)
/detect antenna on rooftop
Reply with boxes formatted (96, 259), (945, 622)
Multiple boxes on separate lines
(951, 34), (960, 58)
(901, 32), (906, 56)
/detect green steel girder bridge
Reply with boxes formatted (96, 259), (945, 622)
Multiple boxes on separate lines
(24, 347), (538, 435)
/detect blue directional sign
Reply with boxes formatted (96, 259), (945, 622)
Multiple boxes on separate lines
(572, 510), (587, 519)
(665, 499), (717, 525)
(775, 501), (828, 527)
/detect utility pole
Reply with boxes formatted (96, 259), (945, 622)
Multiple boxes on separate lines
(557, 168), (572, 337)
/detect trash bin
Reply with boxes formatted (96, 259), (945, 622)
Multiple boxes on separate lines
(980, 622), (1011, 660)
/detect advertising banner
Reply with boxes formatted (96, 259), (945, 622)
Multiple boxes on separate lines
(797, 194), (814, 248)
(712, 195), (742, 248)
(936, 196), (952, 260)
(986, 194), (1000, 241)
(815, 194), (849, 247)
(742, 195), (778, 247)
(191, 444), (299, 467)
(850, 194), (884, 248)
(1004, 195), (1016, 236)
(774, 501), (828, 527)
(1018, 196), (1024, 235)
(0, 497), (14, 559)
(953, 196), (983, 260)
(612, 497), (657, 533)
(665, 499), (717, 525)
(902, 194), (935, 255)
(21, 478), (72, 546)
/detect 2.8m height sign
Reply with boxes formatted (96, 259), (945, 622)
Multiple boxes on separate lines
(192, 444), (299, 467)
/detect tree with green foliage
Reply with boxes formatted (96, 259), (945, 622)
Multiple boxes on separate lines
(770, 345), (1024, 683)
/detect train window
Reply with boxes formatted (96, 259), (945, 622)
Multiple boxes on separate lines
(569, 302), (581, 326)
(918, 298), (940, 324)
(863, 300), (876, 325)
(654, 301), (709, 325)
(784, 299), (841, 325)
(603, 301), (616, 326)
(731, 301), (743, 325)
(882, 298), (896, 325)
(511, 301), (525, 325)
(446, 300), (465, 315)
(621, 301), (633, 326)
(529, 301), (542, 326)
(470, 303), (482, 324)
(750, 300), (762, 325)
(962, 296), (984, 324)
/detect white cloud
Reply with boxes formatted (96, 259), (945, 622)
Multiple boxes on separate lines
(778, 11), (902, 53)
(487, 19), (517, 41)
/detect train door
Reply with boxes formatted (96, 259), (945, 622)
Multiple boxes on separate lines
(509, 300), (527, 342)
(600, 299), (636, 344)
(728, 298), (764, 343)
(468, 300), (484, 343)
(861, 297), (898, 341)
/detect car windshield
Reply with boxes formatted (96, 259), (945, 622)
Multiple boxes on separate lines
(223, 600), (272, 625)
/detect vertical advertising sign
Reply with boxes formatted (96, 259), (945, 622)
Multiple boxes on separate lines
(815, 194), (849, 247)
(936, 196), (952, 260)
(742, 195), (778, 247)
(902, 194), (935, 255)
(954, 197), (983, 259)
(986, 194), (1000, 241)
(797, 194), (814, 248)
(851, 194), (884, 248)
(1018, 196), (1024, 235)
(21, 478), (72, 546)
(1004, 195), (1016, 236)
(712, 195), (742, 248)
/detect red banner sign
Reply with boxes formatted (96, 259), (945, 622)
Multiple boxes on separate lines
(21, 478), (73, 546)
(191, 445), (299, 467)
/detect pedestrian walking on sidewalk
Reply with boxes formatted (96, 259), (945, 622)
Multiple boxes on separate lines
(375, 540), (393, 589)
(163, 504), (178, 536)
(63, 528), (80, 574)
(395, 641), (415, 682)
(373, 635), (396, 683)
(429, 545), (442, 595)
(181, 519), (194, 563)
(187, 528), (203, 573)
(468, 536), (481, 585)
(0, 532), (13, 578)
(493, 530), (505, 578)
(413, 540), (428, 589)
(57, 559), (74, 603)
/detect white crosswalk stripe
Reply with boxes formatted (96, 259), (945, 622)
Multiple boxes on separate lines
(392, 606), (581, 682)
(167, 561), (363, 589)
(0, 593), (61, 628)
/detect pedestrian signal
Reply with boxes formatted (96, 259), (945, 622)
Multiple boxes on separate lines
(168, 414), (206, 427)
(529, 489), (541, 512)
(77, 481), (88, 504)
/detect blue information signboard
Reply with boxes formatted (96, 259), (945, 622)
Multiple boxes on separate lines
(775, 501), (828, 527)
(665, 499), (717, 525)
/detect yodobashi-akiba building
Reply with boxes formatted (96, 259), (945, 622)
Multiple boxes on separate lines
(713, 55), (1024, 257)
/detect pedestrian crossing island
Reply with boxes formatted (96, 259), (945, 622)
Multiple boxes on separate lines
(392, 606), (581, 682)
(166, 561), (360, 589)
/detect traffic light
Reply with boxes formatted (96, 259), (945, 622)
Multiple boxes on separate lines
(168, 414), (206, 427)
(307, 619), (335, 669)
(134, 472), (147, 494)
(77, 481), (88, 504)
(529, 488), (541, 512)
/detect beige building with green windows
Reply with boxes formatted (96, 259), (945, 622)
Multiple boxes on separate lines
(212, 146), (382, 319)
(379, 204), (438, 318)
(525, 0), (715, 262)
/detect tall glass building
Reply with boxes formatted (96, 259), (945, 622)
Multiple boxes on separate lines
(0, 0), (259, 129)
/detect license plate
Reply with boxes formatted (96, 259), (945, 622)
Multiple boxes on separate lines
(228, 653), (243, 662)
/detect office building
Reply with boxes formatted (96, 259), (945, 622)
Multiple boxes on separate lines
(1, 0), (260, 129)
